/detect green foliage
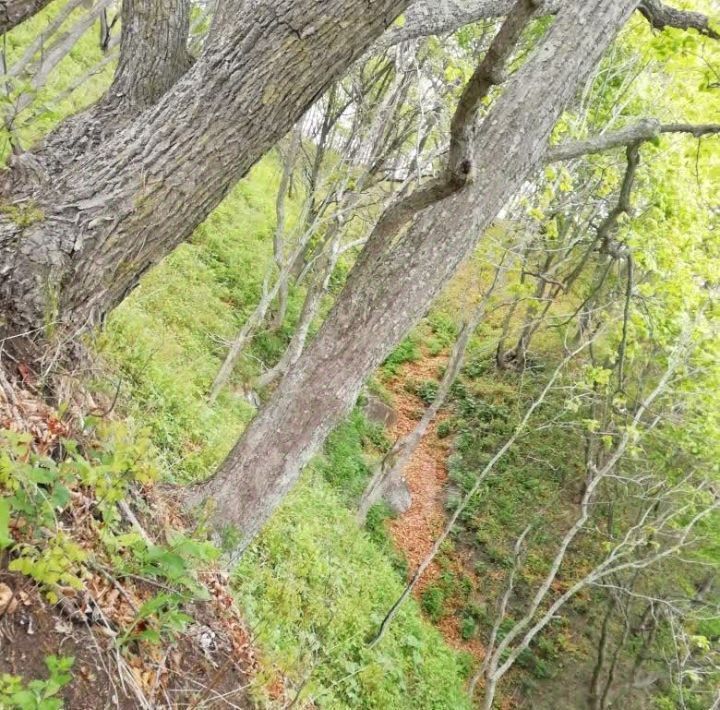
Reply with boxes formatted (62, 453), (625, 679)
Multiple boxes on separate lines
(426, 312), (458, 356)
(436, 420), (454, 439)
(99, 157), (303, 482)
(406, 378), (439, 406)
(364, 503), (409, 579)
(234, 477), (470, 708)
(9, 535), (87, 602)
(0, 2), (115, 160)
(0, 426), (156, 602)
(0, 426), (218, 640)
(0, 203), (44, 227)
(0, 655), (74, 710)
(119, 593), (192, 647)
(108, 532), (219, 602)
(460, 616), (477, 641)
(381, 335), (421, 376)
(318, 410), (388, 503)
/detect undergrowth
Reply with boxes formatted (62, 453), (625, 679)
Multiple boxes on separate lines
(99, 157), (472, 707)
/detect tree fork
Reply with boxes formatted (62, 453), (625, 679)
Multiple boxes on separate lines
(191, 0), (639, 549)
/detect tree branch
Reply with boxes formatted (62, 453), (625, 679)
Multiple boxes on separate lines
(366, 0), (540, 251)
(0, 0), (54, 34)
(545, 119), (720, 163)
(379, 0), (718, 49)
(638, 0), (720, 40)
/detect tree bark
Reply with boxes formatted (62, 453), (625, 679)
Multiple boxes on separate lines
(0, 0), (411, 363)
(8, 0), (193, 185)
(0, 0), (54, 34)
(192, 0), (639, 547)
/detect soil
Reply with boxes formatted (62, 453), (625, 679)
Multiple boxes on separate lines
(383, 353), (486, 663)
(0, 568), (256, 709)
(0, 381), (261, 709)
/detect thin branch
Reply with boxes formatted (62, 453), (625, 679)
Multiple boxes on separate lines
(638, 0), (720, 40)
(546, 120), (720, 163)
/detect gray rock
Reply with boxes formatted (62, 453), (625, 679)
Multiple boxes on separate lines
(362, 394), (397, 428)
(384, 475), (412, 515)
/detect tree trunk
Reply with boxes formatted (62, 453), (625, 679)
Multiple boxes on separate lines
(0, 0), (54, 34)
(0, 0), (411, 363)
(109, 0), (192, 111)
(192, 0), (639, 547)
(9, 0), (193, 186)
(269, 128), (303, 332)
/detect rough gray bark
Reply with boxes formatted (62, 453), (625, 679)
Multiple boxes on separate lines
(0, 0), (411, 363)
(546, 120), (720, 162)
(638, 0), (720, 40)
(381, 0), (720, 48)
(14, 0), (193, 182)
(0, 0), (54, 34)
(378, 0), (536, 49)
(109, 0), (192, 111)
(192, 0), (639, 548)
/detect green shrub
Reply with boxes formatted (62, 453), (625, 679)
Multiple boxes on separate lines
(437, 419), (454, 439)
(416, 379), (439, 405)
(421, 585), (447, 622)
(382, 335), (421, 376)
(460, 616), (477, 641)
(0, 655), (74, 710)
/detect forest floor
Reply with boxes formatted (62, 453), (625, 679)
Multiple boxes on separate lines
(384, 353), (487, 666)
(0, 380), (267, 709)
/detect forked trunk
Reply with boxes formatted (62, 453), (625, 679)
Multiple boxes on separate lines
(193, 0), (639, 547)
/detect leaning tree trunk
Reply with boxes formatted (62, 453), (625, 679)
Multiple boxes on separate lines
(0, 0), (412, 364)
(192, 0), (639, 548)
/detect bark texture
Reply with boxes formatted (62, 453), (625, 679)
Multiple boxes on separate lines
(0, 0), (411, 361)
(10, 0), (193, 185)
(110, 0), (192, 111)
(0, 0), (54, 33)
(380, 0), (720, 48)
(194, 0), (639, 547)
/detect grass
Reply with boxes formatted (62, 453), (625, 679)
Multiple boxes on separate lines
(101, 155), (472, 708)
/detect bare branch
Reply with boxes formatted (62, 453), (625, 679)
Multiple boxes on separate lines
(546, 120), (720, 163)
(638, 0), (720, 40)
(378, 0), (719, 49)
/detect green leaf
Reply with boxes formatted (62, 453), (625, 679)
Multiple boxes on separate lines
(0, 498), (12, 549)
